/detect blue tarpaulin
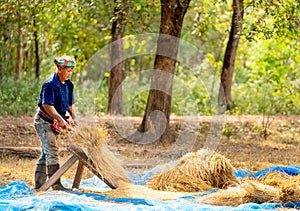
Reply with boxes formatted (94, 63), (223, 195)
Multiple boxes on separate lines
(1, 165), (299, 211)
(235, 165), (300, 178)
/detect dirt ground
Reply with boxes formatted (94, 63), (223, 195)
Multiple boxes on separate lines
(0, 115), (299, 188)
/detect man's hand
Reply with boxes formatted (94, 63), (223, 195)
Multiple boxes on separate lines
(43, 104), (73, 130)
(68, 119), (78, 127)
(68, 105), (78, 126)
(57, 119), (69, 129)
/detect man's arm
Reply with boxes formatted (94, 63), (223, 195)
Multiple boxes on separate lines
(68, 104), (78, 126)
(43, 104), (68, 129)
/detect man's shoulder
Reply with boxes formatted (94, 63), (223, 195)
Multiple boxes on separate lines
(43, 73), (59, 87)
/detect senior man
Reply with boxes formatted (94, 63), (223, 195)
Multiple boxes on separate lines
(33, 55), (77, 190)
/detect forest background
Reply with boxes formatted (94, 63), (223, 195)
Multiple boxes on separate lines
(0, 0), (299, 117)
(0, 0), (299, 189)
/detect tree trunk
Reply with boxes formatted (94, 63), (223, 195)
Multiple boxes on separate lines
(15, 0), (23, 77)
(218, 0), (244, 109)
(107, 0), (129, 115)
(138, 0), (191, 143)
(33, 18), (40, 79)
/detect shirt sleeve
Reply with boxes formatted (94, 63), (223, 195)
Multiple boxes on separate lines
(42, 84), (57, 105)
(68, 82), (75, 105)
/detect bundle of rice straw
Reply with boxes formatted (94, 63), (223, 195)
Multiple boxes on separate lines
(197, 179), (280, 206)
(279, 174), (300, 203)
(250, 172), (300, 204)
(207, 150), (239, 188)
(259, 172), (290, 187)
(72, 125), (131, 185)
(147, 149), (238, 192)
(198, 173), (300, 206)
(276, 208), (299, 211)
(241, 179), (281, 203)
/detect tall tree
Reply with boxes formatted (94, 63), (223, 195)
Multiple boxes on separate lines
(138, 0), (191, 143)
(15, 0), (23, 77)
(218, 0), (244, 109)
(33, 17), (40, 79)
(107, 0), (129, 115)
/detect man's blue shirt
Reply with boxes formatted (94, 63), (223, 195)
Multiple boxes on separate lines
(38, 72), (75, 118)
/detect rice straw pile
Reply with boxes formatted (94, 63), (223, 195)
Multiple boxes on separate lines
(72, 125), (131, 185)
(70, 126), (300, 206)
(242, 179), (281, 203)
(259, 172), (290, 187)
(279, 174), (300, 203)
(147, 149), (238, 192)
(196, 186), (246, 206)
(198, 172), (300, 206)
(104, 181), (193, 200)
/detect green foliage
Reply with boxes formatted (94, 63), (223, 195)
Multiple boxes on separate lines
(125, 89), (148, 116)
(242, 0), (300, 40)
(127, 0), (161, 34)
(1, 0), (299, 117)
(222, 124), (233, 139)
(75, 79), (109, 116)
(232, 37), (300, 115)
(172, 65), (217, 116)
(0, 73), (39, 116)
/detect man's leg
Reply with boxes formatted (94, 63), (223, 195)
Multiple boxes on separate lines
(34, 163), (47, 189)
(43, 120), (66, 190)
(34, 116), (47, 189)
(46, 163), (66, 190)
(34, 115), (66, 190)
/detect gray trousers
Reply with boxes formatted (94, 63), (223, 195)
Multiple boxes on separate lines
(34, 114), (59, 165)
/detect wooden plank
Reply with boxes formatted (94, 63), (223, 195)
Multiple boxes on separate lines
(67, 144), (119, 189)
(72, 161), (84, 189)
(39, 155), (78, 191)
(0, 147), (40, 158)
(0, 147), (69, 158)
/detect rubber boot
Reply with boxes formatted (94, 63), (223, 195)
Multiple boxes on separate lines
(34, 164), (47, 190)
(47, 164), (67, 191)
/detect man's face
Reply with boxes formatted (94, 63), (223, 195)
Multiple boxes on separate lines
(58, 67), (73, 82)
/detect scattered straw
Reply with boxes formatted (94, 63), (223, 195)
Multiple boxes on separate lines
(104, 181), (193, 200)
(198, 187), (245, 206)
